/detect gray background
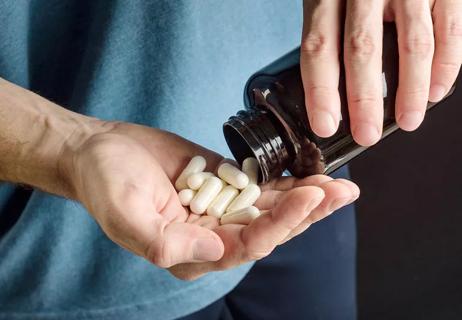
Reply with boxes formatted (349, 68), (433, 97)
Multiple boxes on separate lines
(351, 74), (462, 319)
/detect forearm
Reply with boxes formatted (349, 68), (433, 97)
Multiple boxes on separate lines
(0, 78), (104, 198)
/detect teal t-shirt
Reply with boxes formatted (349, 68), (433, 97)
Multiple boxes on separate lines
(0, 1), (303, 319)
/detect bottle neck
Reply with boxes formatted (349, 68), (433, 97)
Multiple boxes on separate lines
(223, 107), (292, 183)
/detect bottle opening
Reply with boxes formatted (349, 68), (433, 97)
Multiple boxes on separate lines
(223, 120), (264, 183)
(223, 123), (255, 162)
(223, 108), (291, 183)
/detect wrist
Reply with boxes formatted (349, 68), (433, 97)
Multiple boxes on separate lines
(15, 112), (111, 199)
(55, 118), (116, 200)
(0, 78), (114, 198)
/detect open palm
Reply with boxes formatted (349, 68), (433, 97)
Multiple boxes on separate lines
(66, 121), (359, 280)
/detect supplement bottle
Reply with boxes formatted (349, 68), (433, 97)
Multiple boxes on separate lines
(223, 23), (456, 183)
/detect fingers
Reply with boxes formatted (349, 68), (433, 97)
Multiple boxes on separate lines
(429, 0), (462, 102)
(256, 176), (355, 210)
(168, 185), (324, 280)
(308, 179), (359, 224)
(393, 0), (435, 131)
(240, 186), (325, 260)
(301, 0), (342, 137)
(254, 190), (282, 210)
(336, 178), (361, 197)
(169, 178), (359, 280)
(260, 174), (332, 192)
(280, 179), (360, 244)
(344, 0), (385, 146)
(257, 174), (332, 210)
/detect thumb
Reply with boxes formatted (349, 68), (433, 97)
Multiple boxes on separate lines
(104, 210), (225, 268)
(144, 220), (225, 268)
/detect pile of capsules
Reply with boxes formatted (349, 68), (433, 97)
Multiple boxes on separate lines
(175, 156), (262, 225)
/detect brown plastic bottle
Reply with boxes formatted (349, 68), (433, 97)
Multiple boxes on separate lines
(223, 23), (456, 183)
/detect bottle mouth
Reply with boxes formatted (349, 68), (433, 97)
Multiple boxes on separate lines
(223, 118), (265, 182)
(223, 109), (291, 183)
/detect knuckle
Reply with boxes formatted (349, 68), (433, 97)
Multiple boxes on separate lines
(301, 32), (329, 57)
(403, 87), (429, 96)
(401, 34), (434, 57)
(306, 85), (333, 98)
(447, 18), (462, 38)
(435, 61), (461, 74)
(147, 243), (172, 268)
(346, 30), (376, 60)
(439, 18), (462, 45)
(399, 87), (430, 101)
(349, 93), (382, 108)
(145, 225), (172, 268)
(448, 17), (462, 38)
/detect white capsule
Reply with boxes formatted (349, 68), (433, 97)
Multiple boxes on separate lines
(206, 185), (239, 218)
(226, 184), (261, 213)
(178, 189), (196, 206)
(217, 163), (249, 189)
(175, 156), (207, 191)
(187, 172), (214, 190)
(242, 157), (259, 185)
(220, 206), (261, 225)
(190, 177), (226, 214)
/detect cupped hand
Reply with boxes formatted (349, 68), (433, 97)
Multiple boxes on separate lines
(62, 121), (359, 280)
(301, 0), (461, 146)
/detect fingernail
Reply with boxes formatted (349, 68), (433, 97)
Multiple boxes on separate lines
(193, 237), (223, 261)
(311, 110), (337, 137)
(429, 84), (446, 102)
(352, 123), (381, 146)
(398, 111), (424, 132)
(328, 197), (351, 212)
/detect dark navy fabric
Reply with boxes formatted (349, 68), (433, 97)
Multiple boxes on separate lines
(0, 1), (356, 319)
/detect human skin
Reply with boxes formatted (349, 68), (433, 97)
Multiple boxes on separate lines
(0, 78), (359, 280)
(301, 0), (462, 146)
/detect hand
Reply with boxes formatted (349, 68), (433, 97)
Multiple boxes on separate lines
(301, 0), (461, 146)
(61, 121), (359, 280)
